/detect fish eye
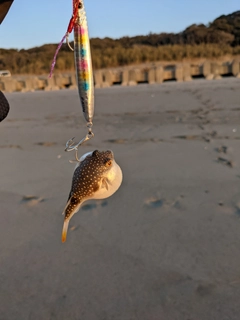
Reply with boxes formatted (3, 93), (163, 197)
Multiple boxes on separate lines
(106, 160), (112, 167)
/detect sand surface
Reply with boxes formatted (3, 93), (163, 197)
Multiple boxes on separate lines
(1, 78), (240, 319)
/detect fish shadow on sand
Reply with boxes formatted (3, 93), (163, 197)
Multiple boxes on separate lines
(81, 203), (98, 211)
(81, 199), (108, 211)
(69, 200), (109, 233)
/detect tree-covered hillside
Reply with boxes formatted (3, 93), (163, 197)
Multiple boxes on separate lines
(0, 11), (240, 74)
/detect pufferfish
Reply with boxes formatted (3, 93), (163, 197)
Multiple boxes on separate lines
(62, 150), (122, 242)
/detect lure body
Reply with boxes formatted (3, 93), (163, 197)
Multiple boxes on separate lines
(62, 150), (123, 242)
(74, 0), (94, 124)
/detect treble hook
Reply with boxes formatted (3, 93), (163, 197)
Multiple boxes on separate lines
(65, 123), (94, 162)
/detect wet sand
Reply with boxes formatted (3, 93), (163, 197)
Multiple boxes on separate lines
(1, 78), (240, 320)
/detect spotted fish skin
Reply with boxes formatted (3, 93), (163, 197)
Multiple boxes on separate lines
(62, 150), (122, 242)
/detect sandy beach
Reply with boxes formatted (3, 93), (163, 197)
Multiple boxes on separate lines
(1, 78), (240, 320)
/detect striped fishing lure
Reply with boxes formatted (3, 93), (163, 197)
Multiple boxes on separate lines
(49, 0), (95, 159)
(49, 0), (94, 125)
(74, 0), (94, 124)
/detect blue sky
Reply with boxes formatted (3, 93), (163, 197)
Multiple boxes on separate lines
(0, 0), (239, 49)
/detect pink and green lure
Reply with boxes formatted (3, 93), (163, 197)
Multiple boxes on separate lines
(49, 0), (94, 125)
(74, 0), (94, 123)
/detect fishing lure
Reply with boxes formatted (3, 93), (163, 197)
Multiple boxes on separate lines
(50, 0), (94, 161)
(73, 0), (94, 125)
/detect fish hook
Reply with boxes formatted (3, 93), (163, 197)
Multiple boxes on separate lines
(65, 122), (94, 162)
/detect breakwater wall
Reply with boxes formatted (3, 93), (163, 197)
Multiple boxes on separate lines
(1, 60), (240, 93)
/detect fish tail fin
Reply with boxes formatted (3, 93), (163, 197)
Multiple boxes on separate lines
(61, 196), (82, 243)
(62, 219), (69, 243)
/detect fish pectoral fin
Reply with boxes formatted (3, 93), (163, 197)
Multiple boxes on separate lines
(101, 177), (110, 190)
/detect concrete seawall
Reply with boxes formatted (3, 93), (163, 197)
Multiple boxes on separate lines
(1, 59), (240, 93)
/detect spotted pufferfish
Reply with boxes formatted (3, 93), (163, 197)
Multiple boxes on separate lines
(62, 150), (123, 242)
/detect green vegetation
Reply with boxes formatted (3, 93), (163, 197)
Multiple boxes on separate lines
(0, 11), (240, 74)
